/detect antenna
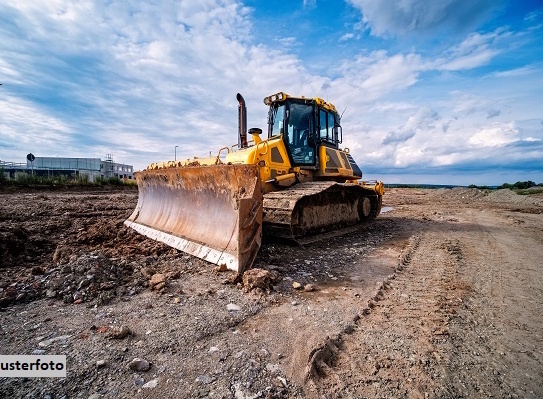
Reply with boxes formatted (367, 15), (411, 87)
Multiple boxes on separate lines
(340, 107), (347, 120)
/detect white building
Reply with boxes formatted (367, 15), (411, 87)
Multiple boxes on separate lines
(0, 156), (134, 182)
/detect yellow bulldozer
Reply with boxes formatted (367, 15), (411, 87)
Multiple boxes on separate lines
(125, 92), (384, 273)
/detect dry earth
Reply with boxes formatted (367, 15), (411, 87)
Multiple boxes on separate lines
(0, 185), (542, 398)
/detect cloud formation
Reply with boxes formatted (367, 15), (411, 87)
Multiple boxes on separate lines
(348, 0), (506, 38)
(0, 0), (542, 186)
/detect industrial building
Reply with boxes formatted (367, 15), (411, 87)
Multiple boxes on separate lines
(1, 154), (134, 182)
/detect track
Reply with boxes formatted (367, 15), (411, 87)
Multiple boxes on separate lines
(263, 181), (382, 241)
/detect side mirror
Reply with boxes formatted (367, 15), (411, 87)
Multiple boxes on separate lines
(333, 126), (342, 144)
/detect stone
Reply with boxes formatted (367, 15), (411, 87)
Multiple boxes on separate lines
(128, 358), (151, 372)
(96, 359), (107, 369)
(226, 303), (241, 312)
(195, 374), (213, 384)
(292, 282), (303, 290)
(88, 394), (101, 399)
(109, 325), (131, 339)
(242, 268), (279, 292)
(304, 284), (315, 292)
(150, 274), (165, 289)
(142, 378), (159, 389)
(153, 282), (166, 291)
(38, 335), (71, 347)
(213, 264), (228, 273)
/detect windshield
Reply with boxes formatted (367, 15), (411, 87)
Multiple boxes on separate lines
(268, 100), (316, 165)
(286, 102), (315, 165)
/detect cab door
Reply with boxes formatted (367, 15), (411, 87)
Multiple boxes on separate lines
(285, 102), (316, 166)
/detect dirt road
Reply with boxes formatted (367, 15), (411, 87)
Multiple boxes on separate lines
(0, 186), (542, 398)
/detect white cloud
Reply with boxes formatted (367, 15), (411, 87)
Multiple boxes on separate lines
(333, 51), (425, 104)
(469, 122), (521, 147)
(0, 96), (74, 157)
(486, 65), (536, 79)
(347, 0), (505, 38)
(436, 30), (505, 71)
(339, 33), (354, 41)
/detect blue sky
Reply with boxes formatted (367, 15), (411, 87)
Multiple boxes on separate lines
(1, 0), (542, 185)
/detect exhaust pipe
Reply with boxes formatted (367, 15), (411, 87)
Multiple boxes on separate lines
(237, 93), (248, 149)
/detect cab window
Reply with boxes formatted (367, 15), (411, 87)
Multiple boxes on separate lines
(269, 104), (285, 137)
(328, 112), (335, 140)
(320, 109), (328, 139)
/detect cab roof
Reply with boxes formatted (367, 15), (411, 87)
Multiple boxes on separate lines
(263, 91), (338, 113)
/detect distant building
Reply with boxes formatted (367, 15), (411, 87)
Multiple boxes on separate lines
(1, 155), (134, 182)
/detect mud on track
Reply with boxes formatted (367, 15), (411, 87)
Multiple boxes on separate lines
(0, 186), (542, 398)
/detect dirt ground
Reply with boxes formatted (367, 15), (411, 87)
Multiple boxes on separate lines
(0, 185), (542, 399)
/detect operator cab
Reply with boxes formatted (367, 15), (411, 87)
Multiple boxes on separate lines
(265, 92), (342, 167)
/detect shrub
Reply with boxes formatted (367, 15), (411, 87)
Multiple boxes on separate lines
(0, 167), (7, 185)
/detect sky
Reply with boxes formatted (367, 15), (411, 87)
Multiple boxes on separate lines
(0, 0), (542, 186)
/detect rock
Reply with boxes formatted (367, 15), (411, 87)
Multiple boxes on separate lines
(31, 349), (46, 355)
(150, 273), (166, 289)
(142, 378), (159, 389)
(109, 325), (131, 339)
(128, 358), (151, 372)
(38, 335), (71, 347)
(96, 359), (107, 369)
(209, 346), (220, 353)
(46, 289), (57, 298)
(88, 394), (101, 399)
(213, 264), (228, 273)
(195, 374), (213, 384)
(292, 282), (303, 290)
(153, 282), (166, 291)
(242, 268), (279, 292)
(134, 377), (145, 386)
(304, 284), (315, 292)
(226, 303), (241, 312)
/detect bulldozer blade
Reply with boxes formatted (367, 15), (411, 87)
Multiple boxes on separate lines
(124, 164), (263, 273)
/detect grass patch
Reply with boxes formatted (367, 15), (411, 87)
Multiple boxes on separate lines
(515, 187), (543, 195)
(1, 171), (135, 187)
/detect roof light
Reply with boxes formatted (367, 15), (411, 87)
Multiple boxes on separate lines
(263, 92), (287, 105)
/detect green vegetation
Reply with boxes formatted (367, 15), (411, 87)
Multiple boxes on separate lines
(498, 181), (543, 195)
(468, 184), (492, 190)
(0, 167), (7, 185)
(515, 186), (543, 195)
(498, 181), (541, 189)
(0, 171), (135, 187)
(467, 181), (542, 193)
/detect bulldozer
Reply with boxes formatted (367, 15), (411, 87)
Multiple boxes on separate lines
(125, 92), (384, 273)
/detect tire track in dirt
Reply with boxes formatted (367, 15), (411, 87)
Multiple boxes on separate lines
(308, 232), (470, 398)
(443, 209), (543, 398)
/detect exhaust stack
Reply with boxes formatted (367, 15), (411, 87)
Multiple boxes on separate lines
(237, 93), (248, 148)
